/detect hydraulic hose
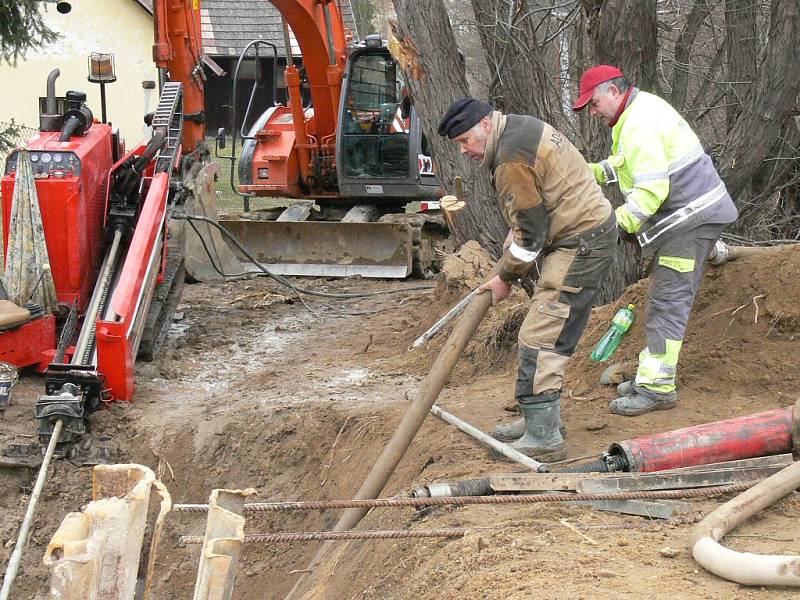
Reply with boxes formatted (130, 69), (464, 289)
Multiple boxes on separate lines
(555, 454), (628, 473)
(556, 459), (611, 473)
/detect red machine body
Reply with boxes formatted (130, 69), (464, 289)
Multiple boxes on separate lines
(0, 126), (114, 370)
(1, 127), (112, 310)
(0, 315), (56, 371)
(611, 407), (794, 472)
(95, 162), (173, 401)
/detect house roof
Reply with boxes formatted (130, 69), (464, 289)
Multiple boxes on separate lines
(201, 0), (358, 58)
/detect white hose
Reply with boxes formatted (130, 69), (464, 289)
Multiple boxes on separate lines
(691, 459), (800, 586)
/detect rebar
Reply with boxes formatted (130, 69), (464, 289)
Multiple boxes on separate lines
(173, 481), (756, 514)
(180, 528), (472, 545)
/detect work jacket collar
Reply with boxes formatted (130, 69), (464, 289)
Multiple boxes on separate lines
(612, 87), (639, 131)
(481, 111), (506, 170)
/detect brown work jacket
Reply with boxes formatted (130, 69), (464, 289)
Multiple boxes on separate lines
(483, 111), (612, 282)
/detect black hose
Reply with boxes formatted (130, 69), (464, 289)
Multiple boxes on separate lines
(58, 116), (81, 142)
(133, 132), (167, 172)
(554, 454), (629, 473)
(556, 459), (611, 473)
(119, 133), (167, 200)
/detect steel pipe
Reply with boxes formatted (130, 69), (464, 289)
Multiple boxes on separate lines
(0, 419), (63, 600)
(430, 404), (545, 472)
(411, 288), (478, 349)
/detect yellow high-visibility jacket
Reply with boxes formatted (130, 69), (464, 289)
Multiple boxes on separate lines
(590, 90), (737, 247)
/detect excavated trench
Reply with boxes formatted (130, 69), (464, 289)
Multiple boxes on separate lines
(4, 246), (800, 599)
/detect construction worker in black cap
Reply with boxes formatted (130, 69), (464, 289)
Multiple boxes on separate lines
(438, 98), (617, 461)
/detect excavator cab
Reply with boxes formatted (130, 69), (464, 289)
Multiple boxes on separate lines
(336, 43), (439, 202)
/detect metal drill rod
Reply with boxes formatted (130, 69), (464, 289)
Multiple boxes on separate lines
(73, 227), (123, 364)
(410, 288), (478, 349)
(430, 404), (546, 471)
(173, 481), (755, 514)
(0, 419), (63, 600)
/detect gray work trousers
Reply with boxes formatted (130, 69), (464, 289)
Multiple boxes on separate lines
(645, 223), (724, 354)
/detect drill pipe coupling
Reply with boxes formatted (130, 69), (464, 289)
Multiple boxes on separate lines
(707, 240), (730, 266)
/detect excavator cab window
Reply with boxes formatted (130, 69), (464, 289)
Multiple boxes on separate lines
(341, 51), (409, 179)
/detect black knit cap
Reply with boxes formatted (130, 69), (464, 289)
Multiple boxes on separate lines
(437, 98), (492, 139)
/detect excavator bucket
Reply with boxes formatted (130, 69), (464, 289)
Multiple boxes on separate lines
(182, 163), (246, 283)
(217, 218), (413, 278)
(182, 168), (414, 279)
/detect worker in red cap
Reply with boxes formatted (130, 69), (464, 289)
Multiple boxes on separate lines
(574, 65), (738, 416)
(437, 98), (617, 461)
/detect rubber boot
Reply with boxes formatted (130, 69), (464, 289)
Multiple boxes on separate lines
(609, 384), (677, 416)
(506, 395), (566, 461)
(492, 417), (567, 442)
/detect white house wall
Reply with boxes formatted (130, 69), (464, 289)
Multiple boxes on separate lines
(0, 0), (157, 148)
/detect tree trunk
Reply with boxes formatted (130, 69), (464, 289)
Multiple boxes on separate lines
(391, 0), (508, 258)
(470, 0), (563, 128)
(724, 0), (758, 131)
(579, 0), (658, 303)
(671, 0), (712, 112)
(717, 0), (800, 223)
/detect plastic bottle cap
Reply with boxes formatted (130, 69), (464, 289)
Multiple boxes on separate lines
(627, 303), (635, 309)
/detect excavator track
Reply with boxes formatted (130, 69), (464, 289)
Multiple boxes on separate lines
(138, 221), (186, 362)
(377, 211), (451, 278)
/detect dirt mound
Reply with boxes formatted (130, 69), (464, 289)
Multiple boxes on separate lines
(569, 245), (800, 406)
(439, 240), (494, 291)
(417, 241), (529, 376)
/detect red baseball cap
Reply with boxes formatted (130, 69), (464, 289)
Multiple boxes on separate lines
(572, 65), (624, 111)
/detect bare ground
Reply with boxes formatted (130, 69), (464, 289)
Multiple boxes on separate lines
(2, 244), (800, 599)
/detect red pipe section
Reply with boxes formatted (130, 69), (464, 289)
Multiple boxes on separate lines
(611, 407), (794, 472)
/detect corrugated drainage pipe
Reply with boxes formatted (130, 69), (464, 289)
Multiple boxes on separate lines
(691, 459), (800, 586)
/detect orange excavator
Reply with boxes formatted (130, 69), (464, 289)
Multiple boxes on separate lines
(156, 0), (443, 279)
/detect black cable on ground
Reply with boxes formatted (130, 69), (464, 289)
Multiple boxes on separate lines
(175, 212), (436, 302)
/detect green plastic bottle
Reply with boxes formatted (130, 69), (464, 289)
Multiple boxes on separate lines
(590, 303), (635, 362)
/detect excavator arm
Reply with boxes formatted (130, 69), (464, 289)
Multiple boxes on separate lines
(152, 0), (206, 155)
